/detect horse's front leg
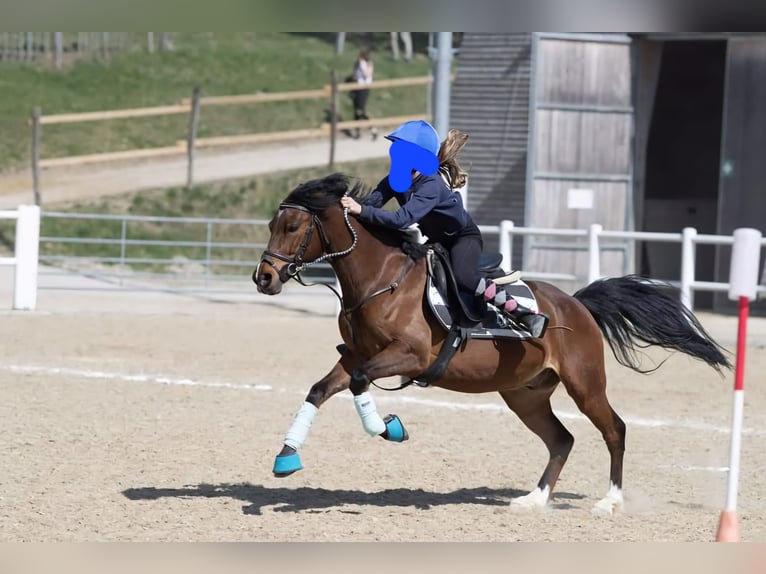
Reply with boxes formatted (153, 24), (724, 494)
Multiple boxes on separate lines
(350, 340), (428, 443)
(273, 356), (353, 477)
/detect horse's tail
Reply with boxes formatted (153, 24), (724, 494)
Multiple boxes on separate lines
(573, 275), (732, 374)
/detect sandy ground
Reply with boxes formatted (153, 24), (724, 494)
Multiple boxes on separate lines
(1, 266), (766, 542)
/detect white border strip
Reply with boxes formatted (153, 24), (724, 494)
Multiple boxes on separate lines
(2, 364), (272, 391)
(2, 363), (764, 436)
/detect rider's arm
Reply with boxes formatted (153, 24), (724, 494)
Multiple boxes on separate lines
(360, 177), (395, 208)
(359, 178), (440, 230)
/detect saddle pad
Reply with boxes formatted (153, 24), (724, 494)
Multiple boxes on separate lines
(426, 276), (539, 340)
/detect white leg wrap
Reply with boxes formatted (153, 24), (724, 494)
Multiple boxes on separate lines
(592, 482), (624, 516)
(283, 401), (318, 450)
(354, 391), (386, 436)
(510, 485), (550, 509)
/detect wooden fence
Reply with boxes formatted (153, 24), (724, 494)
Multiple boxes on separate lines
(30, 73), (433, 205)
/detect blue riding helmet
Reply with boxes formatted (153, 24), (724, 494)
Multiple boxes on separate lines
(385, 120), (440, 156)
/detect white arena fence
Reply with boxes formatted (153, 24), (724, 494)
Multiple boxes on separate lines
(0, 205), (40, 310)
(4, 209), (764, 312)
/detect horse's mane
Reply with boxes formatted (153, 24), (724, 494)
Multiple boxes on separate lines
(282, 173), (426, 257)
(283, 172), (367, 212)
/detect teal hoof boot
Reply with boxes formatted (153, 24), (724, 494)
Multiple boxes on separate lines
(273, 446), (303, 477)
(380, 414), (409, 442)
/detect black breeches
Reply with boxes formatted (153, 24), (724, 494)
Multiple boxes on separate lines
(448, 231), (483, 294)
(352, 89), (370, 118)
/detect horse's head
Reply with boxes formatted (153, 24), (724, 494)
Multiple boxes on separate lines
(253, 173), (361, 295)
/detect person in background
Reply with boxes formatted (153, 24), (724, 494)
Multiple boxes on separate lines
(390, 32), (413, 63)
(349, 46), (378, 140)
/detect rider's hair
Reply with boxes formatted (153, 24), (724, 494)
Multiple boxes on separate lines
(437, 129), (469, 189)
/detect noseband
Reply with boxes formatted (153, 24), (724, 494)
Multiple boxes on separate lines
(259, 202), (358, 284)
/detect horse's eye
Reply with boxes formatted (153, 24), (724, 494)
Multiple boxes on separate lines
(287, 223), (300, 233)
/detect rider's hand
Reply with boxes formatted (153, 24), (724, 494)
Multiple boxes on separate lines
(340, 196), (362, 215)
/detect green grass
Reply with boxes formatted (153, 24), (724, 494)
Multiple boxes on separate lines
(0, 32), (431, 171)
(24, 157), (392, 275)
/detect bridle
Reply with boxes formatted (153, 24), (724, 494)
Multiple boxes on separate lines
(259, 202), (358, 285)
(257, 199), (414, 316)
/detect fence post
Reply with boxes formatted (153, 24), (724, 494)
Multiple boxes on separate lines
(31, 107), (41, 206)
(587, 223), (602, 284)
(499, 220), (514, 273)
(205, 221), (212, 287)
(13, 205), (41, 311)
(329, 70), (339, 169)
(680, 227), (697, 311)
(147, 32), (155, 53)
(54, 32), (62, 69)
(119, 218), (127, 286)
(186, 85), (202, 190)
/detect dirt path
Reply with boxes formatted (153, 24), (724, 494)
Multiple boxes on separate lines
(0, 136), (387, 209)
(1, 269), (765, 542)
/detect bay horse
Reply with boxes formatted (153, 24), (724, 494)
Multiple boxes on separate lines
(253, 173), (730, 515)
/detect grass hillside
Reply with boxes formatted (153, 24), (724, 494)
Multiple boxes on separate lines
(0, 32), (431, 171)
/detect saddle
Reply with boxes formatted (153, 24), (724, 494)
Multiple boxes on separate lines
(425, 243), (538, 338)
(400, 243), (539, 388)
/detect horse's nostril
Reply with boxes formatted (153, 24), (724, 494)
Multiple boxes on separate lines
(253, 269), (270, 288)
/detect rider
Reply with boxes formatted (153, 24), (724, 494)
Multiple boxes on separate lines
(340, 120), (549, 338)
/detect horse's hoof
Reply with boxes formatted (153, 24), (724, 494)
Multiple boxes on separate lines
(591, 498), (622, 516)
(273, 451), (303, 477)
(380, 414), (409, 442)
(591, 484), (624, 516)
(509, 486), (550, 510)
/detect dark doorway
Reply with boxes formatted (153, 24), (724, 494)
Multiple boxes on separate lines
(640, 40), (727, 309)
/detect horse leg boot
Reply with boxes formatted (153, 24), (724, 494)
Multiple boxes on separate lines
(273, 360), (352, 477)
(349, 341), (427, 442)
(476, 279), (550, 338)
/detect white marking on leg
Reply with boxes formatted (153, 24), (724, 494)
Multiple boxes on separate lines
(510, 485), (550, 509)
(283, 401), (318, 450)
(592, 482), (624, 516)
(353, 391), (386, 436)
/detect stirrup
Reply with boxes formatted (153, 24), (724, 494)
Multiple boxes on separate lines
(517, 312), (549, 338)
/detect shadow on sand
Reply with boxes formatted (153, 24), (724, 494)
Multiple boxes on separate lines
(123, 483), (585, 515)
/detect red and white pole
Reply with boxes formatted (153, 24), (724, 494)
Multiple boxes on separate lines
(716, 228), (762, 542)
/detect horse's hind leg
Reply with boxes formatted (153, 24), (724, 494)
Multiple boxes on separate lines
(498, 373), (575, 509)
(559, 362), (626, 515)
(273, 358), (352, 477)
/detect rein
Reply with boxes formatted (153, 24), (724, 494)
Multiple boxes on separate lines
(261, 200), (414, 317)
(342, 255), (415, 316)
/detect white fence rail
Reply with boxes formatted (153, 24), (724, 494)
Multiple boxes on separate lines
(482, 221), (766, 311)
(17, 210), (766, 313)
(1, 205), (41, 310)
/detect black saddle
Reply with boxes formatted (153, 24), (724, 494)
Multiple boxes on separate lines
(427, 244), (511, 327)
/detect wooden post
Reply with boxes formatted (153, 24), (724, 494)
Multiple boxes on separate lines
(54, 32), (62, 69)
(329, 70), (339, 169)
(31, 107), (41, 206)
(147, 32), (155, 53)
(101, 32), (109, 61)
(186, 86), (202, 190)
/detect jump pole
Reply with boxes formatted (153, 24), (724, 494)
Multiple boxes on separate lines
(715, 227), (762, 542)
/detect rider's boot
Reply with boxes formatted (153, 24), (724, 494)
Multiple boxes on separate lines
(476, 278), (549, 338)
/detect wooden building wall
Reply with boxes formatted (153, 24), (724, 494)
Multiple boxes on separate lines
(526, 34), (634, 279)
(714, 36), (766, 314)
(450, 33), (532, 266)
